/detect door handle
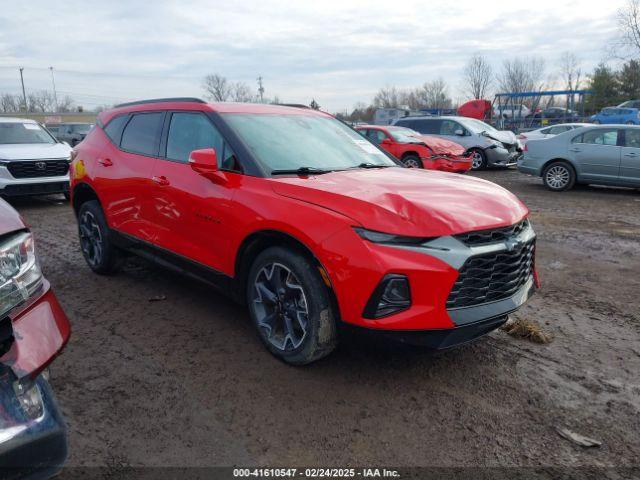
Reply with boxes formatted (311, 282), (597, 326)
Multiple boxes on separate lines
(624, 152), (639, 157)
(152, 175), (170, 186)
(569, 148), (581, 153)
(98, 158), (113, 167)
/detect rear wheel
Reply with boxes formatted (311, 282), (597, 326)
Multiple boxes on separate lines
(78, 200), (123, 274)
(542, 161), (575, 192)
(470, 149), (487, 170)
(247, 247), (337, 365)
(402, 155), (423, 169)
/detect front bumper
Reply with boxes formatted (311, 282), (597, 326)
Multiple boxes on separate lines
(0, 168), (70, 197)
(0, 374), (68, 479)
(424, 155), (473, 173)
(486, 146), (522, 167)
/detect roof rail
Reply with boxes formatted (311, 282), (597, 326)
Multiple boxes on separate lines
(276, 103), (311, 109)
(114, 97), (206, 108)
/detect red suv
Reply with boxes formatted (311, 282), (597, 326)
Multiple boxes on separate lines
(355, 125), (473, 172)
(70, 98), (537, 364)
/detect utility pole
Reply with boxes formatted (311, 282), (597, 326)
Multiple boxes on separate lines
(257, 76), (264, 103)
(19, 67), (27, 112)
(49, 67), (58, 112)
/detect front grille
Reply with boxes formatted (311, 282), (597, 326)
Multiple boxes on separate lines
(454, 219), (529, 246)
(7, 160), (69, 179)
(446, 239), (535, 309)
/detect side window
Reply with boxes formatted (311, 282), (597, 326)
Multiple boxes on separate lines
(540, 128), (551, 134)
(166, 113), (223, 163)
(367, 130), (387, 144)
(120, 112), (163, 156)
(581, 129), (619, 146)
(104, 115), (129, 144)
(549, 126), (568, 135)
(356, 129), (368, 138)
(407, 120), (439, 134)
(440, 120), (460, 135)
(624, 129), (640, 148)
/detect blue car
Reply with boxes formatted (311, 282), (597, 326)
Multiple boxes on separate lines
(591, 106), (640, 124)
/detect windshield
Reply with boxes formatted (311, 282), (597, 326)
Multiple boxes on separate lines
(0, 122), (56, 144)
(459, 118), (498, 134)
(223, 114), (396, 173)
(387, 126), (422, 142)
(71, 124), (93, 134)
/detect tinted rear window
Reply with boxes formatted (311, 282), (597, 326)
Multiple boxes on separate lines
(104, 115), (129, 144)
(395, 119), (438, 134)
(120, 112), (164, 156)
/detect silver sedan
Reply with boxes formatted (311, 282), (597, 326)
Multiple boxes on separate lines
(518, 124), (640, 191)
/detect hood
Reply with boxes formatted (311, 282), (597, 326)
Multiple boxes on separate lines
(483, 130), (518, 146)
(271, 167), (528, 237)
(418, 135), (465, 156)
(0, 198), (26, 235)
(0, 142), (72, 161)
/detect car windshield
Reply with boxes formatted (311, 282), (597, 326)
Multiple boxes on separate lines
(223, 114), (397, 173)
(387, 126), (421, 142)
(71, 124), (93, 134)
(459, 118), (499, 134)
(0, 122), (56, 144)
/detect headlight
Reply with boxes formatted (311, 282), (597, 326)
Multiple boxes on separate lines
(0, 232), (43, 317)
(353, 227), (430, 245)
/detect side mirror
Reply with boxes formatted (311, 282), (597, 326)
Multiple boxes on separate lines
(380, 138), (393, 145)
(189, 148), (218, 175)
(454, 129), (465, 136)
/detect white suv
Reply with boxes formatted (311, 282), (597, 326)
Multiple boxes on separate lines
(0, 117), (72, 197)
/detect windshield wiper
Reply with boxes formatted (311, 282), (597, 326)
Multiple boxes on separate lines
(355, 162), (391, 169)
(271, 166), (333, 175)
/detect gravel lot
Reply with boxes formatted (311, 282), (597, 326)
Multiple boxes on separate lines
(9, 170), (640, 476)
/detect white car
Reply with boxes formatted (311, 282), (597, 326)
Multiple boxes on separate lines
(494, 104), (531, 119)
(517, 123), (591, 147)
(0, 118), (72, 197)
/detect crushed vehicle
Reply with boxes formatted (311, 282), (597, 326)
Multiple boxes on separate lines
(0, 198), (71, 477)
(355, 125), (472, 172)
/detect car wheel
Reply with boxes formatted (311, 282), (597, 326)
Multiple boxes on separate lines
(542, 161), (576, 192)
(78, 200), (123, 274)
(247, 247), (337, 365)
(470, 149), (487, 170)
(402, 155), (423, 168)
(593, 120), (600, 124)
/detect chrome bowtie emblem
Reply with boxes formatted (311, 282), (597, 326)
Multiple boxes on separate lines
(35, 162), (47, 170)
(505, 237), (523, 252)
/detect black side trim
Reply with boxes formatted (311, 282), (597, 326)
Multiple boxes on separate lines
(109, 230), (240, 301)
(114, 98), (205, 108)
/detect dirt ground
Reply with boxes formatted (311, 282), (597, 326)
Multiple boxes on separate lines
(9, 170), (640, 476)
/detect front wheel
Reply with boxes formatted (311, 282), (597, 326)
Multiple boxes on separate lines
(402, 155), (423, 169)
(247, 247), (337, 365)
(542, 161), (576, 192)
(78, 200), (123, 274)
(470, 149), (487, 170)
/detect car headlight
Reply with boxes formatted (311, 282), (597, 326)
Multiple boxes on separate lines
(353, 227), (430, 245)
(0, 232), (43, 317)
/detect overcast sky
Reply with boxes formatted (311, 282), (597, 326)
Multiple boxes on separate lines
(0, 0), (626, 112)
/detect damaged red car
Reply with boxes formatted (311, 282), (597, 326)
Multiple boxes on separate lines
(0, 199), (71, 477)
(355, 125), (473, 172)
(71, 99), (536, 365)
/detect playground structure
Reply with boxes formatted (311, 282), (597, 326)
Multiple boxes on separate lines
(490, 89), (593, 132)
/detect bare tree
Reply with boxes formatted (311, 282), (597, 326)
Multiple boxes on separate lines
(27, 91), (56, 113)
(373, 85), (403, 108)
(559, 52), (582, 91)
(230, 82), (255, 102)
(416, 79), (452, 109)
(56, 95), (75, 113)
(203, 74), (232, 101)
(0, 94), (20, 113)
(615, 0), (640, 58)
(463, 54), (493, 99)
(497, 57), (546, 94)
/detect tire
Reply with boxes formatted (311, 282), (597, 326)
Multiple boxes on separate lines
(470, 148), (487, 170)
(401, 155), (423, 169)
(77, 200), (123, 274)
(542, 161), (576, 192)
(246, 246), (337, 365)
(593, 120), (600, 124)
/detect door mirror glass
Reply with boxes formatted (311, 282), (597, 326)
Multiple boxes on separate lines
(454, 129), (465, 136)
(380, 138), (393, 145)
(189, 148), (218, 175)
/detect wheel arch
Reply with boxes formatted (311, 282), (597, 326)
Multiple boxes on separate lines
(72, 182), (101, 216)
(400, 150), (421, 159)
(234, 230), (340, 313)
